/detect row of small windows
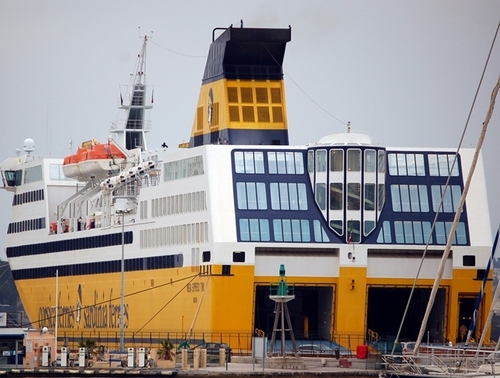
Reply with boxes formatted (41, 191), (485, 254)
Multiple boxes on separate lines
(234, 151), (305, 175)
(150, 191), (207, 218)
(239, 218), (330, 243)
(317, 183), (386, 212)
(8, 217), (46, 234)
(12, 189), (45, 206)
(388, 153), (459, 177)
(140, 222), (209, 249)
(308, 149), (386, 173)
(6, 232), (131, 258)
(24, 165), (43, 183)
(391, 184), (462, 213)
(236, 182), (308, 211)
(376, 221), (467, 245)
(163, 155), (204, 182)
(11, 253), (183, 281)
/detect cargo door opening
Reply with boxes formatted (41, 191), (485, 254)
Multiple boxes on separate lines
(457, 295), (478, 343)
(254, 285), (334, 341)
(367, 287), (446, 345)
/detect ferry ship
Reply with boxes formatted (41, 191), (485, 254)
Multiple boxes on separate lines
(0, 25), (494, 350)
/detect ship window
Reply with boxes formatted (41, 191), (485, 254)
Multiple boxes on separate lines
(431, 185), (462, 213)
(330, 149), (343, 172)
(276, 152), (286, 173)
(233, 251), (245, 263)
(244, 151), (255, 174)
(222, 265), (231, 275)
(285, 152), (295, 174)
(330, 220), (343, 235)
(289, 183), (298, 210)
(316, 150), (327, 172)
(463, 255), (475, 267)
(364, 220), (375, 235)
(315, 183), (326, 210)
(347, 220), (360, 243)
(282, 220), (292, 241)
(364, 183), (375, 211)
(298, 184), (308, 210)
(378, 151), (386, 173)
(347, 183), (360, 210)
(397, 154), (407, 175)
(329, 183), (343, 210)
(307, 150), (314, 173)
(365, 150), (376, 172)
(24, 165), (43, 184)
(295, 152), (304, 174)
(313, 220), (330, 242)
(347, 149), (361, 171)
(279, 183), (289, 210)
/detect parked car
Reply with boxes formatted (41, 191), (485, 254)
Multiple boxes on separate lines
(193, 342), (232, 357)
(297, 344), (336, 356)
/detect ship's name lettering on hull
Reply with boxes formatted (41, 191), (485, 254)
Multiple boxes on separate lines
(38, 306), (76, 328)
(186, 282), (204, 292)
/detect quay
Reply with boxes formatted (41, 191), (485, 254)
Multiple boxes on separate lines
(0, 356), (382, 377)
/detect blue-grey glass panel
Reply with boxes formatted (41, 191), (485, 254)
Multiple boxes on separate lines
(378, 150), (386, 173)
(307, 150), (314, 173)
(419, 185), (429, 212)
(268, 152), (277, 174)
(247, 183), (257, 209)
(378, 184), (386, 211)
(397, 154), (407, 176)
(404, 221), (414, 243)
(330, 220), (343, 235)
(270, 183), (280, 210)
(406, 154), (416, 176)
(235, 152), (245, 173)
(348, 149), (361, 171)
(239, 219), (250, 241)
(330, 149), (344, 172)
(456, 222), (467, 244)
(364, 220), (375, 235)
(409, 185), (420, 212)
(448, 155), (459, 176)
(316, 183), (327, 210)
(435, 222), (446, 244)
(316, 149), (327, 172)
(282, 219), (292, 241)
(330, 183), (343, 210)
(273, 219), (283, 242)
(286, 152), (295, 174)
(347, 183), (360, 210)
(383, 221), (392, 243)
(236, 182), (247, 209)
(298, 183), (308, 210)
(442, 186), (453, 213)
(365, 183), (375, 211)
(423, 222), (432, 244)
(347, 220), (360, 243)
(428, 154), (439, 176)
(365, 150), (376, 172)
(388, 153), (398, 175)
(292, 219), (301, 242)
(445, 222), (456, 244)
(256, 182), (267, 210)
(244, 151), (255, 174)
(377, 228), (384, 243)
(255, 152), (265, 174)
(416, 154), (425, 176)
(279, 182), (290, 210)
(250, 219), (260, 241)
(413, 221), (423, 244)
(260, 219), (270, 241)
(391, 185), (401, 212)
(295, 152), (304, 174)
(313, 220), (322, 242)
(277, 152), (286, 174)
(394, 221), (404, 243)
(301, 219), (311, 242)
(289, 183), (299, 210)
(431, 185), (442, 212)
(438, 155), (449, 177)
(322, 227), (330, 242)
(452, 185), (462, 212)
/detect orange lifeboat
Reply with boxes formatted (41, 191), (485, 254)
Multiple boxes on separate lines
(62, 140), (127, 181)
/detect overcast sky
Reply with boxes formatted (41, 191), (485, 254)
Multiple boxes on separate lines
(0, 1), (499, 261)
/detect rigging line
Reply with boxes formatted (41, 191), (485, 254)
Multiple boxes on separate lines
(392, 18), (500, 355)
(149, 39), (206, 58)
(263, 46), (348, 127)
(129, 273), (200, 341)
(25, 273), (200, 328)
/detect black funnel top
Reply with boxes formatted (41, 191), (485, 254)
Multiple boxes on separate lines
(202, 26), (291, 84)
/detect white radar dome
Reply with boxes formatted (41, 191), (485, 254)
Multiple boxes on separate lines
(23, 138), (35, 153)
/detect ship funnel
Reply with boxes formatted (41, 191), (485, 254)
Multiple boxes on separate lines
(186, 26), (291, 147)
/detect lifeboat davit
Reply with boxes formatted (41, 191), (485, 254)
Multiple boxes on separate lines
(62, 140), (127, 181)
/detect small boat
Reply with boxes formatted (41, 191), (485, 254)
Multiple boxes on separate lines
(62, 139), (127, 181)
